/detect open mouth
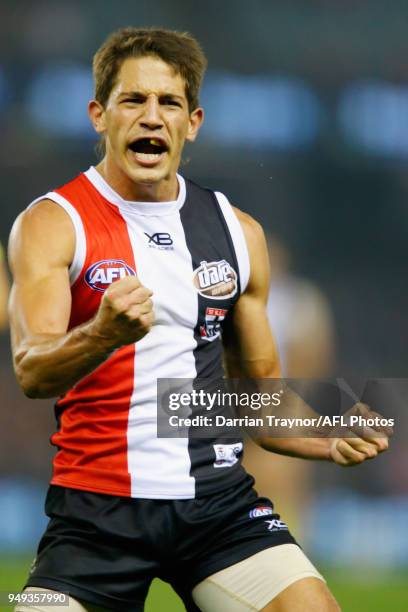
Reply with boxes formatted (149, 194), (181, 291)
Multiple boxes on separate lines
(128, 137), (168, 162)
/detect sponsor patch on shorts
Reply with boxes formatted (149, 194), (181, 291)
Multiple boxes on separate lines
(249, 506), (274, 519)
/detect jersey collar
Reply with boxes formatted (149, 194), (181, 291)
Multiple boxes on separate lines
(84, 166), (186, 216)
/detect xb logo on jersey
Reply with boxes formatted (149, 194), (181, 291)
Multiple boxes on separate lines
(85, 259), (136, 292)
(193, 260), (237, 299)
(144, 232), (174, 250)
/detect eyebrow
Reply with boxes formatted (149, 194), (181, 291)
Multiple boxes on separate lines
(119, 91), (185, 101)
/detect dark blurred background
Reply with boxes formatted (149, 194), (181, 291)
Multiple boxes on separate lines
(0, 1), (407, 609)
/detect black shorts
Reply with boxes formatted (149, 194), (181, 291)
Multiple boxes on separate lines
(26, 481), (297, 611)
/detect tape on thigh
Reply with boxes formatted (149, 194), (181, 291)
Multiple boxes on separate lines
(192, 543), (325, 612)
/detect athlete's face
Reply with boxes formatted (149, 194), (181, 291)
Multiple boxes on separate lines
(89, 56), (203, 197)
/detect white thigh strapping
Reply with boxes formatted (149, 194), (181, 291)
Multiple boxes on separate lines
(192, 543), (325, 612)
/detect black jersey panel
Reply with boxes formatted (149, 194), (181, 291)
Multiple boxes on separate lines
(180, 179), (250, 497)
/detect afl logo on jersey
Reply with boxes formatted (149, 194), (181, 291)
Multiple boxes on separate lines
(193, 260), (238, 300)
(85, 259), (136, 292)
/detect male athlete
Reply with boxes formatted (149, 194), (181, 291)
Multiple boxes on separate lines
(9, 28), (389, 612)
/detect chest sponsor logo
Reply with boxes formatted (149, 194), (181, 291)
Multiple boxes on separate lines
(85, 259), (136, 292)
(200, 307), (228, 342)
(144, 232), (174, 250)
(213, 442), (243, 468)
(193, 260), (238, 300)
(249, 506), (274, 519)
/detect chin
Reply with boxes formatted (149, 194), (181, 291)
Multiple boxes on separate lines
(127, 164), (167, 185)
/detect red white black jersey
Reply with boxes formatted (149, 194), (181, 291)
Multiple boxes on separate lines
(29, 167), (251, 499)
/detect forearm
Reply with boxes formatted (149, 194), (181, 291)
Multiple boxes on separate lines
(256, 435), (332, 461)
(0, 297), (8, 331)
(0, 255), (10, 332)
(14, 319), (115, 398)
(234, 380), (334, 460)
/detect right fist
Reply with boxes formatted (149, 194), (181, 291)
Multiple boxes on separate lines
(91, 275), (154, 348)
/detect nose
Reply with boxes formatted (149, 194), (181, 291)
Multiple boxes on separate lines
(140, 95), (163, 130)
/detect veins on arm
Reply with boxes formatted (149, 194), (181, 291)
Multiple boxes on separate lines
(8, 200), (77, 397)
(222, 206), (332, 460)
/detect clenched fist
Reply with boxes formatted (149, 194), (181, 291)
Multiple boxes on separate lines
(330, 403), (391, 467)
(91, 275), (154, 348)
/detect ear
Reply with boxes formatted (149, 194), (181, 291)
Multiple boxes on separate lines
(186, 107), (204, 143)
(88, 99), (106, 134)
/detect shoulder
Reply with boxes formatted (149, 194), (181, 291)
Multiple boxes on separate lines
(9, 199), (75, 270)
(229, 205), (269, 296)
(11, 198), (75, 245)
(230, 205), (267, 253)
(20, 197), (74, 225)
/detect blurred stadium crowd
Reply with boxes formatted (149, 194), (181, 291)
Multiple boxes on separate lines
(0, 0), (407, 583)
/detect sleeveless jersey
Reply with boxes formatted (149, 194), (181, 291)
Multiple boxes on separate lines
(30, 167), (251, 499)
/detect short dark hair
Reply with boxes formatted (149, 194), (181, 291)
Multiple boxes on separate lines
(93, 27), (207, 112)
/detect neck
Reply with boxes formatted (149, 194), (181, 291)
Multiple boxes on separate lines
(95, 158), (179, 202)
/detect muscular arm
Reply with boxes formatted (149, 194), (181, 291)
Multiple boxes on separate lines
(223, 209), (388, 464)
(222, 211), (281, 380)
(9, 200), (153, 399)
(0, 243), (10, 331)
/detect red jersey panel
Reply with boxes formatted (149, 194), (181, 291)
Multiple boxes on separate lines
(51, 174), (136, 496)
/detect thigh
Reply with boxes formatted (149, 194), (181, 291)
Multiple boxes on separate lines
(14, 588), (109, 612)
(191, 543), (330, 612)
(173, 479), (298, 596)
(261, 577), (340, 612)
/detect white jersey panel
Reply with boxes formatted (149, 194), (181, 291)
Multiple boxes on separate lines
(119, 208), (198, 498)
(214, 191), (250, 293)
(27, 192), (86, 285)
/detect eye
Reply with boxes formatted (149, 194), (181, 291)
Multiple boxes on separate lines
(161, 97), (181, 107)
(123, 95), (144, 104)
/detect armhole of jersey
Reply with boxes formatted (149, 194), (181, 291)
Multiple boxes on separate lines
(27, 191), (86, 286)
(214, 191), (250, 293)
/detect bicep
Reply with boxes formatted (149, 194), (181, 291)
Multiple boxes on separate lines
(223, 210), (281, 378)
(223, 292), (281, 378)
(0, 249), (10, 329)
(8, 201), (75, 354)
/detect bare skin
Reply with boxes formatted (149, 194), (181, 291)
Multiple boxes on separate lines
(260, 577), (341, 612)
(223, 209), (389, 464)
(0, 244), (9, 331)
(9, 54), (389, 612)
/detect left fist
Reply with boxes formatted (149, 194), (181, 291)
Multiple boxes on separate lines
(330, 403), (392, 467)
